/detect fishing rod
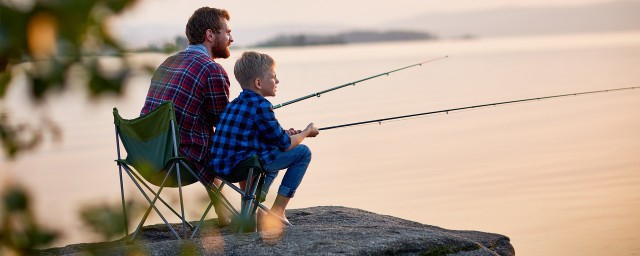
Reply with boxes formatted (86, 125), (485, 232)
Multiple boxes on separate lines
(319, 86), (639, 131)
(272, 56), (449, 109)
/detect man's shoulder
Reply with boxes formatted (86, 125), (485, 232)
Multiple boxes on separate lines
(170, 51), (226, 72)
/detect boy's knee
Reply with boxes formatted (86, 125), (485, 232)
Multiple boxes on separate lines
(297, 144), (312, 160)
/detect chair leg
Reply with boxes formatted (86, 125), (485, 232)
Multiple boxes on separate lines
(125, 164), (181, 242)
(245, 173), (264, 231)
(115, 128), (130, 239)
(178, 161), (240, 238)
(179, 161), (239, 217)
(212, 184), (239, 216)
(214, 180), (241, 216)
(237, 168), (257, 233)
(190, 186), (241, 238)
(131, 204), (154, 243)
(190, 200), (214, 239)
(128, 166), (194, 229)
(117, 164), (129, 240)
(176, 162), (187, 239)
(247, 174), (261, 219)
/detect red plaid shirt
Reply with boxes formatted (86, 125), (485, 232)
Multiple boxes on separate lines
(141, 47), (230, 184)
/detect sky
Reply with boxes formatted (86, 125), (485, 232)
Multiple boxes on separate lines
(111, 0), (619, 47)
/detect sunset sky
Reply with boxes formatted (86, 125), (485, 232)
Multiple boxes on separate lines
(112, 0), (625, 47)
(115, 0), (612, 27)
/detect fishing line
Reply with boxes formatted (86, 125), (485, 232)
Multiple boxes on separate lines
(319, 86), (639, 131)
(272, 56), (449, 109)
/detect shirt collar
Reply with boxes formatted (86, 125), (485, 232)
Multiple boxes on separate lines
(241, 89), (270, 102)
(241, 89), (260, 98)
(185, 44), (211, 58)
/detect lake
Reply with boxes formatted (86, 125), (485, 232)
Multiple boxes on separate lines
(2, 30), (640, 255)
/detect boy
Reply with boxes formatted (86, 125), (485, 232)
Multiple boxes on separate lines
(210, 51), (319, 228)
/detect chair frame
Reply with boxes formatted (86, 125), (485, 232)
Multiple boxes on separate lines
(114, 120), (193, 242)
(191, 159), (293, 234)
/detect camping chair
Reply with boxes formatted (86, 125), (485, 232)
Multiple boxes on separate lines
(113, 101), (289, 242)
(113, 101), (237, 242)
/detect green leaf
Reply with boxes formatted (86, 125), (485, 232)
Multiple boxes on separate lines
(103, 0), (140, 14)
(3, 187), (28, 212)
(79, 200), (144, 240)
(30, 76), (49, 99)
(0, 71), (12, 97)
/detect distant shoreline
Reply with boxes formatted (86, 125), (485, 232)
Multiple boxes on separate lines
(252, 30), (439, 48)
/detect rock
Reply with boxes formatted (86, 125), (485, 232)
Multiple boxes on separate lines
(36, 206), (514, 256)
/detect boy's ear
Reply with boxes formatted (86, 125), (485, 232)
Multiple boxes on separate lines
(253, 77), (261, 89)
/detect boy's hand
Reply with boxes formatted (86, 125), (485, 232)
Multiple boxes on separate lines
(305, 123), (319, 138)
(286, 123), (319, 151)
(286, 128), (302, 135)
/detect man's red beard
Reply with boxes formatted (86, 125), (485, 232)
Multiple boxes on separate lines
(211, 42), (231, 59)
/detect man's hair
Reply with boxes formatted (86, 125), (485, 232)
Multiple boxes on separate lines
(185, 7), (230, 45)
(234, 51), (275, 89)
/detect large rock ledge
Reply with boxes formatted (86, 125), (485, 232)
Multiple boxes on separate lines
(37, 206), (514, 255)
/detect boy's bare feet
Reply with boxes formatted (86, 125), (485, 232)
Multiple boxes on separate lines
(258, 209), (288, 241)
(257, 209), (290, 231)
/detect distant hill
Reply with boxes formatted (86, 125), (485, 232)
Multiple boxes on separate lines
(240, 1), (640, 47)
(384, 1), (640, 38)
(253, 30), (436, 47)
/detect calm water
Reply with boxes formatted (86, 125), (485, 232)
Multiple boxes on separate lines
(2, 31), (640, 255)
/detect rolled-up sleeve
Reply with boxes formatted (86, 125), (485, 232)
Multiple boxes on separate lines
(255, 102), (291, 151)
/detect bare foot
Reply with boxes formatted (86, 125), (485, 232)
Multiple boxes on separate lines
(214, 204), (233, 227)
(217, 214), (232, 227)
(257, 210), (288, 231)
(258, 210), (287, 241)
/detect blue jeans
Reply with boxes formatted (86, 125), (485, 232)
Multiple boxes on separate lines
(261, 144), (312, 199)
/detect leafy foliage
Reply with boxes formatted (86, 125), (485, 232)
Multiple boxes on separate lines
(0, 185), (58, 254)
(1, 0), (148, 253)
(0, 0), (140, 158)
(79, 200), (145, 241)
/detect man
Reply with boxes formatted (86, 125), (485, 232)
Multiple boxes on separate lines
(140, 7), (234, 226)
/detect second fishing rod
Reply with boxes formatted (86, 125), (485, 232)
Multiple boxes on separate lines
(272, 55), (449, 109)
(318, 86), (639, 131)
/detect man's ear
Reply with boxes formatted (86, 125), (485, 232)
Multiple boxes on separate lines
(205, 29), (214, 42)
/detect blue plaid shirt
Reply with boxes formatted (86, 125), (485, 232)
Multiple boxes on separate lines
(210, 90), (291, 175)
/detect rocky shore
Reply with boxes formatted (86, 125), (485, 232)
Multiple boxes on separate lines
(37, 206), (514, 255)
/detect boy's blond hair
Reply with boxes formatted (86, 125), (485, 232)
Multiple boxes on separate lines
(234, 51), (275, 89)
